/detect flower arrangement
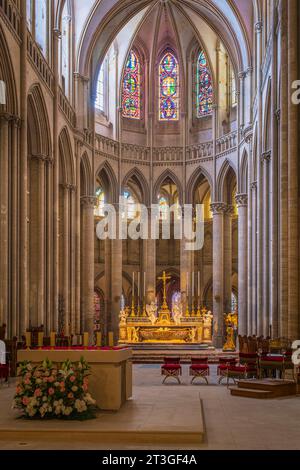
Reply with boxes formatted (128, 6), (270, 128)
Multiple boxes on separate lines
(13, 357), (97, 420)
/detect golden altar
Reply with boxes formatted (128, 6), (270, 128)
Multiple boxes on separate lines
(119, 272), (213, 345)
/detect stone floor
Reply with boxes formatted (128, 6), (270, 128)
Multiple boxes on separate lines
(0, 364), (300, 450)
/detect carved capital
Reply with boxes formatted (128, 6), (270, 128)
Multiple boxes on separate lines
(251, 181), (257, 191)
(81, 195), (97, 208)
(61, 183), (76, 192)
(30, 154), (48, 163)
(235, 193), (248, 207)
(275, 108), (281, 121)
(210, 202), (228, 215)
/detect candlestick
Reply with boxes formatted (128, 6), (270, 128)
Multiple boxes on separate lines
(192, 271), (194, 300)
(144, 272), (146, 297)
(197, 271), (200, 299)
(108, 331), (114, 347)
(131, 271), (135, 317)
(38, 332), (44, 349)
(83, 332), (89, 348)
(50, 332), (56, 348)
(25, 332), (31, 349)
(96, 332), (102, 348)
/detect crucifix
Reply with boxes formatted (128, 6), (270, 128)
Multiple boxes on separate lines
(158, 271), (172, 311)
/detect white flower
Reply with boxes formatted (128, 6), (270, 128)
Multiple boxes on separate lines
(42, 396), (47, 402)
(71, 386), (78, 392)
(84, 393), (96, 405)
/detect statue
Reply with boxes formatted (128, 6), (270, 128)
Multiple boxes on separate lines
(172, 298), (183, 325)
(119, 308), (128, 326)
(146, 301), (158, 325)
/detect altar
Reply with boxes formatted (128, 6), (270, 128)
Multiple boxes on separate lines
(119, 272), (213, 345)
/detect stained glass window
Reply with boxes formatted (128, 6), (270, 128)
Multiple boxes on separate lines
(196, 51), (213, 117)
(159, 52), (179, 121)
(61, 1), (71, 97)
(35, 0), (48, 56)
(159, 196), (169, 220)
(94, 187), (105, 217)
(122, 50), (141, 119)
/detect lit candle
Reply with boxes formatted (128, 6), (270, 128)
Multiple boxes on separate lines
(198, 271), (200, 299)
(96, 332), (102, 348)
(50, 332), (56, 348)
(138, 272), (140, 301)
(108, 331), (114, 347)
(144, 272), (146, 297)
(192, 271), (194, 298)
(186, 272), (189, 295)
(83, 332), (89, 348)
(132, 272), (135, 299)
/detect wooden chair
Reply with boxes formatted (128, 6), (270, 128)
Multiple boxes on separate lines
(189, 357), (210, 384)
(226, 353), (259, 386)
(259, 351), (294, 380)
(161, 357), (182, 384)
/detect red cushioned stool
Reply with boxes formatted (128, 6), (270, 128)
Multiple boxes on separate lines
(189, 357), (209, 384)
(217, 357), (237, 384)
(161, 357), (182, 384)
(226, 353), (259, 386)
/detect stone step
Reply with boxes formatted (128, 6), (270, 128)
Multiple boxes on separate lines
(237, 379), (297, 397)
(229, 387), (273, 399)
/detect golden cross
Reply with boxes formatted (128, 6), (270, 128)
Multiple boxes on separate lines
(158, 271), (172, 306)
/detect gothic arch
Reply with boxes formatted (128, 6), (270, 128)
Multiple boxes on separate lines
(153, 169), (183, 204)
(59, 127), (75, 185)
(239, 149), (249, 194)
(186, 166), (213, 204)
(27, 84), (51, 158)
(80, 152), (93, 196)
(95, 160), (118, 204)
(0, 24), (18, 115)
(216, 159), (237, 202)
(122, 168), (150, 206)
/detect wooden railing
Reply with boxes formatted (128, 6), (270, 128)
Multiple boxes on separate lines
(0, 0), (21, 39)
(27, 31), (53, 92)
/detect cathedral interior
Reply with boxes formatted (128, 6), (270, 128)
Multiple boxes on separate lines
(0, 0), (300, 452)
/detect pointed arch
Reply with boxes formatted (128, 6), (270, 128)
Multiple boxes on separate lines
(95, 160), (118, 204)
(186, 166), (213, 204)
(240, 149), (249, 194)
(27, 84), (51, 157)
(153, 169), (183, 204)
(0, 24), (18, 115)
(216, 159), (237, 203)
(122, 167), (150, 206)
(80, 152), (93, 196)
(58, 127), (75, 185)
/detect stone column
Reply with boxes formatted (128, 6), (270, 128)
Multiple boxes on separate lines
(81, 196), (97, 343)
(251, 182), (258, 334)
(223, 205), (233, 314)
(211, 203), (226, 348)
(0, 114), (9, 328)
(262, 152), (271, 337)
(111, 206), (122, 343)
(11, 118), (20, 336)
(37, 156), (46, 327)
(75, 140), (82, 334)
(236, 194), (248, 335)
(19, 0), (29, 336)
(144, 214), (156, 303)
(287, 0), (299, 339)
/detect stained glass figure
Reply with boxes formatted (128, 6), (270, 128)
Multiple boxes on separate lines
(159, 52), (179, 121)
(122, 50), (141, 119)
(196, 50), (213, 117)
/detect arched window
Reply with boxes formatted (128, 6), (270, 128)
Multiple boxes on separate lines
(123, 190), (137, 219)
(122, 50), (141, 119)
(158, 196), (169, 220)
(35, 0), (48, 56)
(231, 69), (237, 107)
(196, 51), (213, 117)
(159, 52), (179, 121)
(61, 1), (71, 97)
(95, 61), (105, 112)
(94, 187), (105, 217)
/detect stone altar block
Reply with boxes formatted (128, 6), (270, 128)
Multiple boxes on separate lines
(17, 348), (132, 411)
